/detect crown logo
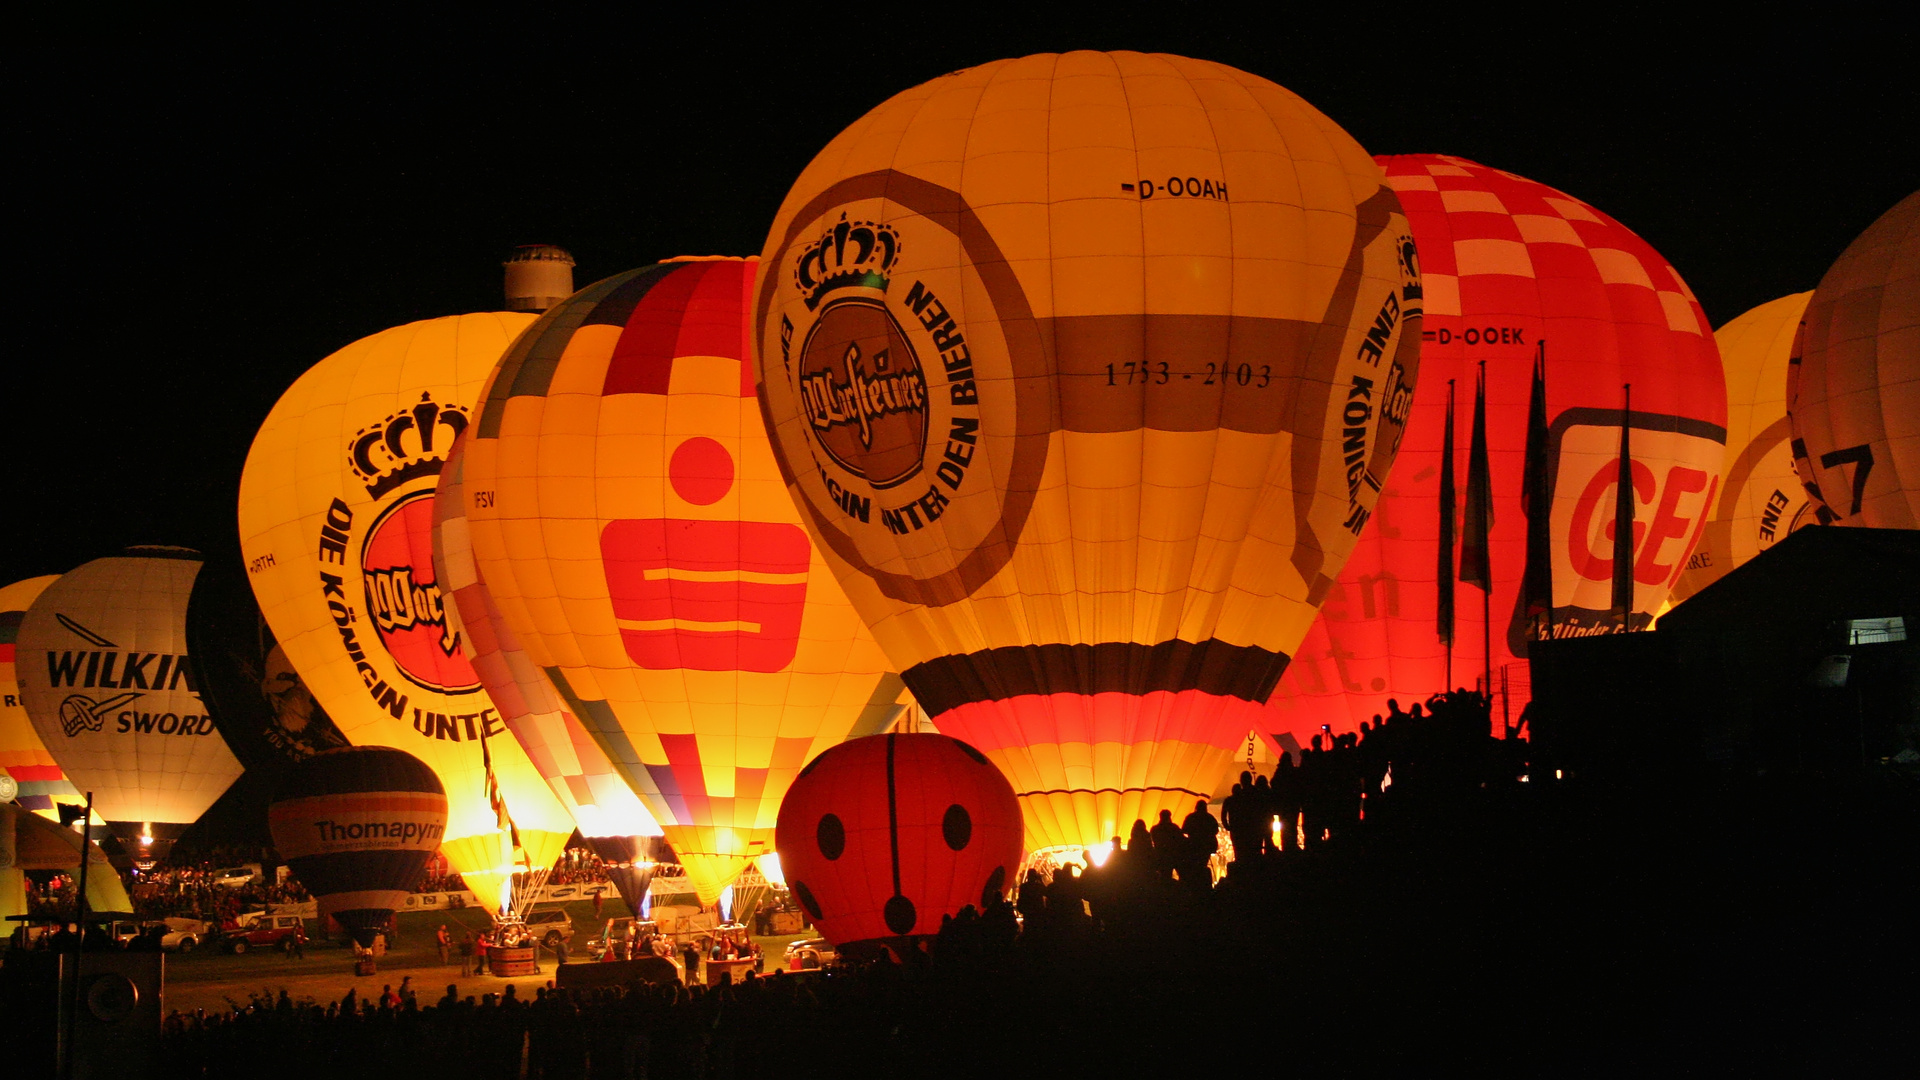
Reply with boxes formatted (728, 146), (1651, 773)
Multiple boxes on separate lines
(795, 214), (902, 310)
(348, 392), (469, 499)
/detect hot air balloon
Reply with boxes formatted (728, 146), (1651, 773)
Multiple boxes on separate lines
(1265, 155), (1726, 737)
(186, 559), (350, 787)
(1, 802), (135, 921)
(458, 256), (907, 906)
(267, 746), (447, 947)
(774, 733), (1022, 951)
(752, 52), (1422, 857)
(14, 550), (245, 861)
(1, 576), (87, 820)
(1789, 192), (1918, 529)
(1667, 293), (1820, 606)
(237, 312), (575, 920)
(432, 429), (669, 917)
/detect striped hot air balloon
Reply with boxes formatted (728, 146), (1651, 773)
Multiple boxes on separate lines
(1, 576), (86, 820)
(269, 746), (447, 947)
(458, 257), (908, 906)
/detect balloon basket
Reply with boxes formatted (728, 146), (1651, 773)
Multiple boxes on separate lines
(488, 945), (537, 977)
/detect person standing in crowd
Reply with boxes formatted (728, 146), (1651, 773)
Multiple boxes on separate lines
(1180, 799), (1219, 890)
(460, 929), (475, 976)
(436, 923), (451, 966)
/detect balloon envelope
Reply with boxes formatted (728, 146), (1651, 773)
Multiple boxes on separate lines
(432, 428), (667, 913)
(14, 549), (245, 858)
(186, 558), (350, 789)
(753, 52), (1422, 854)
(460, 257), (906, 906)
(237, 312), (574, 917)
(775, 733), (1022, 950)
(268, 746), (447, 947)
(1266, 155), (1726, 738)
(1789, 192), (1919, 529)
(1, 576), (85, 819)
(1668, 292), (1820, 606)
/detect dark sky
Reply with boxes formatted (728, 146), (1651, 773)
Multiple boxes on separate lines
(5, 12), (1914, 587)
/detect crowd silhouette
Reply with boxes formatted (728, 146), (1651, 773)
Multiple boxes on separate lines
(30, 684), (1914, 1075)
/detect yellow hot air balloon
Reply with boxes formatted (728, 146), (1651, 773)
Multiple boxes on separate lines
(1667, 292), (1819, 605)
(753, 52), (1422, 855)
(1, 576), (87, 821)
(460, 257), (907, 906)
(1789, 192), (1918, 529)
(238, 313), (575, 920)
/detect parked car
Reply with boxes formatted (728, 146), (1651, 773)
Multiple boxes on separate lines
(151, 917), (208, 952)
(109, 917), (207, 952)
(221, 912), (308, 954)
(209, 866), (260, 888)
(522, 908), (574, 949)
(783, 937), (836, 970)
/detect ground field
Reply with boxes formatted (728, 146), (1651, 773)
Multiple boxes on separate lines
(157, 898), (807, 1015)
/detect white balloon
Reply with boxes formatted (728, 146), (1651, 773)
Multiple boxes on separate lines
(15, 549), (243, 851)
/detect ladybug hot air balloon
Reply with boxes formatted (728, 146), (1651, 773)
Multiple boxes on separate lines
(1667, 293), (1821, 606)
(1789, 192), (1918, 530)
(1, 576), (87, 820)
(753, 52), (1422, 857)
(268, 746), (447, 947)
(1265, 156), (1727, 738)
(238, 313), (576, 920)
(459, 257), (907, 907)
(15, 550), (245, 860)
(432, 430), (670, 915)
(775, 733), (1022, 951)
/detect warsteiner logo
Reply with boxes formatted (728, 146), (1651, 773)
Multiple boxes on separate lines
(797, 299), (931, 490)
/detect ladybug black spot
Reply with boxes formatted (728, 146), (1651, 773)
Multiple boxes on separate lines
(941, 804), (972, 851)
(792, 879), (823, 921)
(981, 865), (1006, 909)
(883, 894), (916, 935)
(817, 813), (846, 860)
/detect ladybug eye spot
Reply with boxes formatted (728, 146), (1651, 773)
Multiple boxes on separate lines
(941, 804), (971, 851)
(817, 813), (846, 860)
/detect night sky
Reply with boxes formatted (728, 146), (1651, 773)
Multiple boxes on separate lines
(6, 13), (1914, 587)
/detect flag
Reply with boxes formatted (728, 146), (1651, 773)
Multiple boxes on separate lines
(1611, 384), (1636, 628)
(477, 721), (523, 857)
(1520, 343), (1553, 637)
(1437, 379), (1457, 645)
(1459, 363), (1494, 592)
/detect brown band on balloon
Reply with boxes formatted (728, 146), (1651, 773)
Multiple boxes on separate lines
(755, 169), (1050, 609)
(1047, 314), (1319, 433)
(902, 639), (1292, 717)
(1288, 185), (1404, 598)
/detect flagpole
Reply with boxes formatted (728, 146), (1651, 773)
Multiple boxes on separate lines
(1439, 378), (1457, 691)
(1479, 362), (1491, 701)
(1613, 383), (1635, 633)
